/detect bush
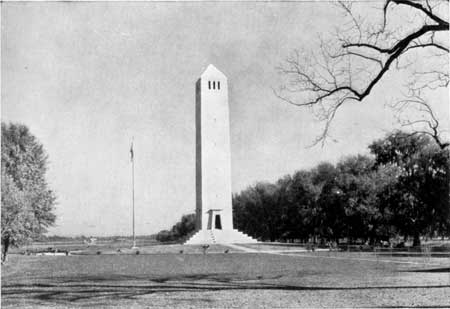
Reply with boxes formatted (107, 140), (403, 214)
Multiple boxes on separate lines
(155, 230), (173, 242)
(155, 214), (196, 243)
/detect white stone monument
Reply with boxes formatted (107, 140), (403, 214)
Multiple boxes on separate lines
(185, 64), (257, 245)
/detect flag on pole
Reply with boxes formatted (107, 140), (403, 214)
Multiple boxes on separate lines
(130, 140), (134, 162)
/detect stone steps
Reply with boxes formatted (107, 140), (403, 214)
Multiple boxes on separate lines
(185, 229), (258, 245)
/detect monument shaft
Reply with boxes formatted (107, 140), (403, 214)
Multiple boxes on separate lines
(186, 64), (256, 244)
(196, 65), (233, 231)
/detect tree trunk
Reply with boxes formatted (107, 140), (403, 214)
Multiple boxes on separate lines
(1, 236), (10, 263)
(413, 233), (421, 247)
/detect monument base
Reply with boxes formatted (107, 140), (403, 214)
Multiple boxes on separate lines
(184, 228), (257, 245)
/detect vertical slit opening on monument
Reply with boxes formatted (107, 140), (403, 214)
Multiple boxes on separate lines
(218, 81), (220, 90)
(215, 215), (222, 230)
(208, 81), (211, 89)
(213, 81), (216, 89)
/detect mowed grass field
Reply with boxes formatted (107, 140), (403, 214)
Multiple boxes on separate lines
(2, 245), (450, 308)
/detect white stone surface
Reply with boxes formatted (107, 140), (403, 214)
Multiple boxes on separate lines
(185, 64), (257, 245)
(186, 229), (257, 245)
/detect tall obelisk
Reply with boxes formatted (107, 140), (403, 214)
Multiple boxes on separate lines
(185, 64), (256, 244)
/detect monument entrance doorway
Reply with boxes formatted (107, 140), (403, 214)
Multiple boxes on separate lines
(215, 215), (222, 230)
(206, 209), (223, 230)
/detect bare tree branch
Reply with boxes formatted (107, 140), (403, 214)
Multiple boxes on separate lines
(405, 42), (449, 53)
(389, 0), (448, 25)
(390, 93), (449, 149)
(276, 0), (449, 146)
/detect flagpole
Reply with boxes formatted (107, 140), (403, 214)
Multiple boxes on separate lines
(131, 139), (138, 249)
(132, 151), (136, 248)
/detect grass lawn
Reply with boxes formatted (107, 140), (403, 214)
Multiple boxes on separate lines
(2, 246), (450, 308)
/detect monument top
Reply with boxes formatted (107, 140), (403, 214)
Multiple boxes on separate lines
(200, 64), (227, 80)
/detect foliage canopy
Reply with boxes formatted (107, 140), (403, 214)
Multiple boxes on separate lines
(1, 122), (56, 261)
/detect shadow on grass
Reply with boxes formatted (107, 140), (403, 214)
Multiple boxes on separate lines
(2, 273), (450, 306)
(403, 267), (450, 273)
(369, 305), (449, 308)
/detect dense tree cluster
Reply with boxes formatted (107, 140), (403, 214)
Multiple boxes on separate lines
(1, 123), (56, 261)
(233, 131), (449, 246)
(155, 213), (196, 242)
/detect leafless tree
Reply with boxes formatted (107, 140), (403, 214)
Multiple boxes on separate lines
(275, 0), (449, 146)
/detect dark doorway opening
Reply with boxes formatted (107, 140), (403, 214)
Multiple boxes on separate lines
(215, 215), (222, 230)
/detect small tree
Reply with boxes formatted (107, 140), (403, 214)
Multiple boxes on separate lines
(1, 123), (56, 261)
(369, 131), (450, 246)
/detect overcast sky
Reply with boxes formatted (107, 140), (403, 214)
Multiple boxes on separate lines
(2, 1), (448, 236)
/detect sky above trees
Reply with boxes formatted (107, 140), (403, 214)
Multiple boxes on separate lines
(2, 2), (448, 236)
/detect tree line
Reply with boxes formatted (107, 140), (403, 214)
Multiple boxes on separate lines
(4, 122), (447, 253)
(232, 131), (449, 247)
